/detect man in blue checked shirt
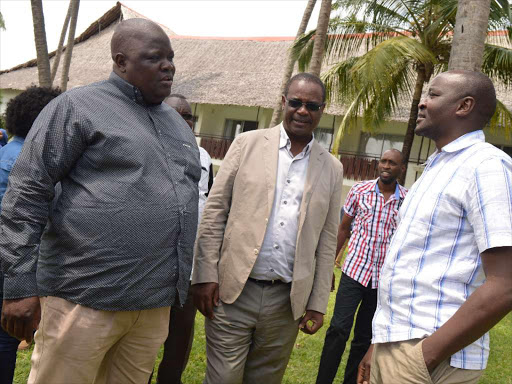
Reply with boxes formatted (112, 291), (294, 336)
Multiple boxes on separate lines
(358, 70), (512, 384)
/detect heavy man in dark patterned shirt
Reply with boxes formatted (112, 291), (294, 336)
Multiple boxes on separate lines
(0, 19), (200, 384)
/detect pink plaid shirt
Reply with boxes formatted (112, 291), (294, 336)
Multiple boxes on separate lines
(342, 179), (407, 288)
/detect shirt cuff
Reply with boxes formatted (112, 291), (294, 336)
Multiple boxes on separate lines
(3, 273), (38, 299)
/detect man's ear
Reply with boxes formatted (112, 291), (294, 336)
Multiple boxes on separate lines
(456, 96), (475, 118)
(281, 94), (286, 109)
(113, 53), (127, 73)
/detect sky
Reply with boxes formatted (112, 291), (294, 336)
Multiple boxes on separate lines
(0, 0), (322, 70)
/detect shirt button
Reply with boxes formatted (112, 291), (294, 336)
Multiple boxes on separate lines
(280, 222), (284, 226)
(283, 201), (287, 205)
(265, 218), (268, 222)
(270, 268), (274, 272)
(254, 249), (259, 255)
(274, 244), (279, 250)
(287, 179), (291, 183)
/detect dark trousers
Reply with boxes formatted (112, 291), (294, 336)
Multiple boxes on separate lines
(0, 299), (21, 384)
(151, 283), (197, 384)
(316, 273), (377, 384)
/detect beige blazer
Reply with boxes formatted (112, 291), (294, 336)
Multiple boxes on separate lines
(192, 125), (344, 319)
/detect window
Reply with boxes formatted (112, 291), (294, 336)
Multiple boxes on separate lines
(315, 128), (333, 150)
(358, 133), (404, 158)
(224, 119), (258, 138)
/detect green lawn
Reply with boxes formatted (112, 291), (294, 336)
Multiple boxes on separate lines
(13, 268), (512, 383)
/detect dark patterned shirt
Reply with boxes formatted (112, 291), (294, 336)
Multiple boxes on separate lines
(0, 73), (200, 310)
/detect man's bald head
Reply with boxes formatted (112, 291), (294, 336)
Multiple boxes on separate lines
(440, 70), (497, 127)
(110, 18), (175, 105)
(111, 18), (168, 59)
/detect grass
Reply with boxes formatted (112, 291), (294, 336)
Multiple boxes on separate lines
(14, 267), (512, 383)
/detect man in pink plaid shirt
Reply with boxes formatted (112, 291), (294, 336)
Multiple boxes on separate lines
(316, 149), (407, 384)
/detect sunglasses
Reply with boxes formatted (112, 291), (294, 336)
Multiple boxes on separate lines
(286, 98), (324, 112)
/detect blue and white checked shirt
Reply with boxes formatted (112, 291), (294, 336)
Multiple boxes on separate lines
(373, 130), (512, 370)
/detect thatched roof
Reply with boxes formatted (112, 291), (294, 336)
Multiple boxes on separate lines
(1, 2), (511, 119)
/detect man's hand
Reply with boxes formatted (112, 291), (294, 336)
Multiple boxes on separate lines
(1, 297), (41, 342)
(192, 282), (219, 320)
(357, 344), (373, 384)
(298, 310), (323, 334)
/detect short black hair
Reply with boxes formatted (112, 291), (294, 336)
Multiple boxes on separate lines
(446, 70), (497, 127)
(284, 73), (326, 103)
(5, 86), (61, 138)
(383, 148), (406, 165)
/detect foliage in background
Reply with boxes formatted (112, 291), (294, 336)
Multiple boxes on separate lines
(292, 0), (512, 183)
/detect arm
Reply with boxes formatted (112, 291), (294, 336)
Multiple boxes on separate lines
(0, 95), (88, 340)
(303, 161), (344, 324)
(336, 214), (354, 257)
(192, 136), (242, 318)
(422, 246), (512, 371)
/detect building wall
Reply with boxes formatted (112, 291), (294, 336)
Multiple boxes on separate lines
(0, 88), (21, 115)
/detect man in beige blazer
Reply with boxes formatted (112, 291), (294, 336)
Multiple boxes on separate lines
(192, 73), (344, 384)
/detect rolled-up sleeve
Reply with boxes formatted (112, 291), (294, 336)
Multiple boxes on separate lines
(0, 95), (89, 299)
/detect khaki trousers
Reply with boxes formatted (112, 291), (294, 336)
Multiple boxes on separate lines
(204, 279), (300, 384)
(370, 339), (483, 384)
(28, 296), (170, 384)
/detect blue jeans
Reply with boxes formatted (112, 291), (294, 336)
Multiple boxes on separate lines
(0, 299), (21, 384)
(316, 273), (377, 384)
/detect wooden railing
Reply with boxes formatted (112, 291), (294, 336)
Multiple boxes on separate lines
(198, 135), (233, 160)
(339, 153), (380, 181)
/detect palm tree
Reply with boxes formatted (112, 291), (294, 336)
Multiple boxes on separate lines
(60, 0), (80, 91)
(30, 0), (51, 87)
(309, 0), (333, 76)
(292, 0), (512, 184)
(269, 0), (317, 127)
(0, 12), (5, 30)
(449, 0), (492, 70)
(51, 0), (74, 85)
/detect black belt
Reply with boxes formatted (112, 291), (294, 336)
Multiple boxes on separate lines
(248, 277), (289, 286)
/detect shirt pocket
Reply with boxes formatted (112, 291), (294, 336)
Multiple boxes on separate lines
(0, 158), (15, 173)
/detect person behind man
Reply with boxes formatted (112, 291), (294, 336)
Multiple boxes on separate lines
(0, 86), (61, 384)
(317, 149), (407, 384)
(358, 70), (512, 384)
(152, 94), (213, 384)
(0, 18), (200, 384)
(192, 73), (344, 384)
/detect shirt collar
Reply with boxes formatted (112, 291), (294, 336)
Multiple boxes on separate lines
(425, 130), (485, 166)
(374, 178), (401, 200)
(11, 136), (25, 144)
(441, 130), (485, 153)
(279, 124), (314, 156)
(109, 72), (147, 106)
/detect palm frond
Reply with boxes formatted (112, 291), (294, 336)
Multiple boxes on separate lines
(488, 99), (512, 138)
(291, 30), (316, 72)
(482, 44), (512, 87)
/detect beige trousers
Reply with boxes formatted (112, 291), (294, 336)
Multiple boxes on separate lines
(204, 279), (300, 384)
(28, 296), (170, 384)
(371, 339), (483, 384)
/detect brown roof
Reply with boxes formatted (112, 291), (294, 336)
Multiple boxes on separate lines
(1, 2), (511, 119)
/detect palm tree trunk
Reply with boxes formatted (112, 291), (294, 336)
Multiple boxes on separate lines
(448, 0), (491, 71)
(51, 1), (73, 85)
(60, 0), (80, 91)
(309, 0), (332, 76)
(30, 0), (51, 87)
(269, 0), (317, 127)
(399, 67), (428, 186)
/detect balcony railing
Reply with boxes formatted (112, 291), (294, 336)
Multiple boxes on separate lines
(197, 134), (233, 160)
(198, 134), (379, 182)
(339, 153), (380, 182)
